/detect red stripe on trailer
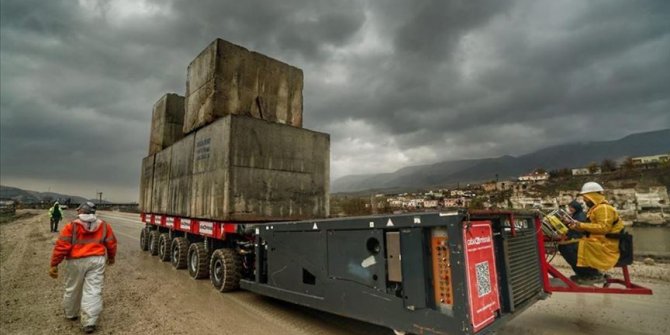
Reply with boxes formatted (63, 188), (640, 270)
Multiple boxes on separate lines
(141, 213), (242, 240)
(223, 223), (237, 233)
(213, 223), (221, 239)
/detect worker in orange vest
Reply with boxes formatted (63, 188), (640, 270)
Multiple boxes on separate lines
(49, 201), (117, 334)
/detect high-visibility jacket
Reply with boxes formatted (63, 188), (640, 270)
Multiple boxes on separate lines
(575, 193), (623, 270)
(49, 206), (63, 219)
(51, 219), (117, 267)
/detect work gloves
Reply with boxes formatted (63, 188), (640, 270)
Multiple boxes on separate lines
(48, 266), (58, 279)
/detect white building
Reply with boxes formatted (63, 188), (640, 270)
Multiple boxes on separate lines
(518, 171), (550, 182)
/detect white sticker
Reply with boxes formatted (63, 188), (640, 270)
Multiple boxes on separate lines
(180, 219), (191, 230)
(414, 217), (421, 224)
(166, 217), (174, 228)
(386, 219), (394, 227)
(361, 255), (376, 268)
(369, 221), (375, 228)
(255, 228), (260, 235)
(199, 221), (214, 235)
(312, 223), (318, 230)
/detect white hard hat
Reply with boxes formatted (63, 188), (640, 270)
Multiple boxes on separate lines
(580, 182), (604, 194)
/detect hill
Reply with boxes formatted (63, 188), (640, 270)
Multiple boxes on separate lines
(0, 185), (90, 204)
(332, 128), (670, 193)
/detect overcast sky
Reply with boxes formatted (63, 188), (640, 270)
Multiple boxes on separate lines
(1, 0), (669, 202)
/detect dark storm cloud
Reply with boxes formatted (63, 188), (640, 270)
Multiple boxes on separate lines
(1, 0), (669, 200)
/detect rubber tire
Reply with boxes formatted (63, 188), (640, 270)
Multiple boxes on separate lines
(139, 228), (149, 251)
(187, 242), (209, 279)
(171, 237), (189, 269)
(149, 230), (160, 256)
(158, 233), (171, 262)
(209, 249), (242, 292)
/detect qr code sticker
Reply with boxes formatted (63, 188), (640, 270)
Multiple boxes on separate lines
(475, 261), (491, 297)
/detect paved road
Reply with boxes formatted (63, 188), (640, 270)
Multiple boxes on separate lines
(96, 211), (669, 335)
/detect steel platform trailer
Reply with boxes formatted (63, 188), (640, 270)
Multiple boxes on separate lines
(240, 210), (547, 335)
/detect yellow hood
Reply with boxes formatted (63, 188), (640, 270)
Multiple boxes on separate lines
(583, 192), (605, 207)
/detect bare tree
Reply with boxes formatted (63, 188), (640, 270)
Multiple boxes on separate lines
(601, 159), (618, 172)
(621, 157), (635, 170)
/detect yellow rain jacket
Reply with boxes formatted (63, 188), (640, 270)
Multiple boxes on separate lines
(575, 192), (623, 270)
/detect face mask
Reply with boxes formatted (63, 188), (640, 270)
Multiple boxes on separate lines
(584, 199), (593, 209)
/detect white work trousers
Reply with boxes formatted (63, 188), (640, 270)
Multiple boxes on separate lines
(63, 256), (106, 326)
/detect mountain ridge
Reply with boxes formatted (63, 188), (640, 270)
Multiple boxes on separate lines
(332, 128), (670, 193)
(1, 185), (92, 204)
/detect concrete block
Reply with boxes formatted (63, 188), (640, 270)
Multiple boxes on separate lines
(151, 146), (172, 214)
(149, 93), (185, 155)
(139, 155), (155, 212)
(190, 115), (329, 221)
(167, 134), (195, 217)
(183, 39), (303, 134)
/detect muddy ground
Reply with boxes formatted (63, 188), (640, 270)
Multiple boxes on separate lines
(1, 210), (669, 335)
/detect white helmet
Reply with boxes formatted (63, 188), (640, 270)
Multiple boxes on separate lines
(580, 182), (604, 194)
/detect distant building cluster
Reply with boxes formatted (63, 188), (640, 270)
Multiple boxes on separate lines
(384, 188), (478, 209)
(373, 152), (669, 220)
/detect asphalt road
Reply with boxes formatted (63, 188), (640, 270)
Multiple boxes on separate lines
(96, 211), (669, 335)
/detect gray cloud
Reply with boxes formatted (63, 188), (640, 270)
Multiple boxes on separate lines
(1, 0), (669, 201)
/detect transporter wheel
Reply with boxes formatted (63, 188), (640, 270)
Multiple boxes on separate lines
(209, 248), (242, 292)
(171, 237), (189, 269)
(139, 228), (149, 251)
(149, 230), (160, 256)
(158, 233), (172, 262)
(187, 242), (209, 279)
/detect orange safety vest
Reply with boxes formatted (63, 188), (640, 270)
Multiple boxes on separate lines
(51, 219), (117, 267)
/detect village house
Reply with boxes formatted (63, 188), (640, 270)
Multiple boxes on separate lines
(632, 153), (670, 169)
(387, 198), (404, 208)
(572, 167), (601, 175)
(450, 190), (465, 197)
(518, 171), (550, 182)
(481, 182), (497, 192)
(442, 197), (469, 207)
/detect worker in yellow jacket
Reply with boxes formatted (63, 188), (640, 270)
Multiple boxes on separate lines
(560, 182), (623, 285)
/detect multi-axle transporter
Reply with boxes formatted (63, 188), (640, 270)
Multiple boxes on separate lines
(138, 208), (651, 335)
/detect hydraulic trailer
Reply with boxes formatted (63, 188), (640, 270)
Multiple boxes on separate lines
(140, 209), (590, 334)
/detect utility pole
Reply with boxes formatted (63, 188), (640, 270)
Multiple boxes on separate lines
(97, 192), (103, 204)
